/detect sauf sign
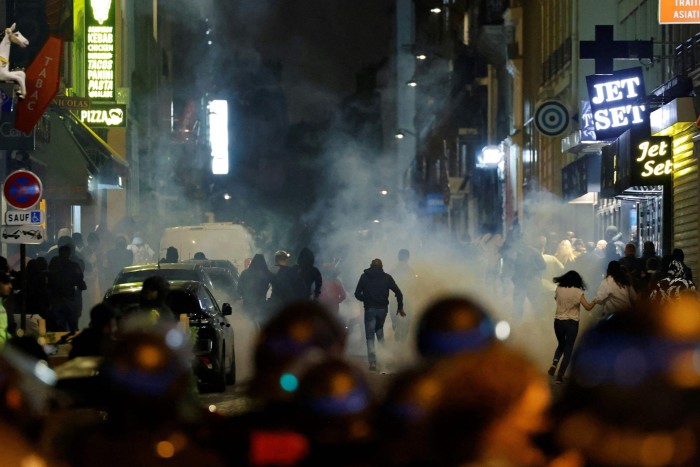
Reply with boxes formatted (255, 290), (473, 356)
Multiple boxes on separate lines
(586, 67), (647, 140)
(632, 136), (673, 185)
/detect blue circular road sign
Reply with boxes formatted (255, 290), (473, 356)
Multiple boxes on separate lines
(3, 170), (42, 209)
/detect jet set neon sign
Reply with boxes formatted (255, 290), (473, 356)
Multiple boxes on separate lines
(586, 67), (647, 140)
(633, 136), (673, 184)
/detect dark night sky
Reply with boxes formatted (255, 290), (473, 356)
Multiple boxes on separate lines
(218, 0), (394, 122)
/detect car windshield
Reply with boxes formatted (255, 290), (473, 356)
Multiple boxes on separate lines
(115, 269), (200, 284)
(207, 270), (235, 288)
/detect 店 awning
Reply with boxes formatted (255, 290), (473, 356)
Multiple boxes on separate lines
(30, 108), (128, 203)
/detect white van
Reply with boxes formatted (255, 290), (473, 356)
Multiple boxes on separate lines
(159, 223), (255, 271)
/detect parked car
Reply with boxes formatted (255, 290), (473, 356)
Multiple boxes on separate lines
(103, 280), (236, 392)
(202, 266), (239, 304)
(183, 258), (240, 277)
(160, 223), (254, 272)
(111, 262), (216, 293)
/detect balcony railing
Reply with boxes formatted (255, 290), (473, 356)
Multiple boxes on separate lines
(542, 36), (572, 85)
(674, 32), (700, 76)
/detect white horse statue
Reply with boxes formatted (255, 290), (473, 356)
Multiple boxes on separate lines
(0, 23), (29, 99)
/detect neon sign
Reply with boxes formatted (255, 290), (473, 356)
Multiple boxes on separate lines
(586, 67), (647, 140)
(79, 103), (126, 127)
(86, 0), (115, 100)
(633, 136), (673, 184)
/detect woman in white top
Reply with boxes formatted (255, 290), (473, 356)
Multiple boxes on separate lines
(548, 270), (596, 384)
(594, 260), (636, 318)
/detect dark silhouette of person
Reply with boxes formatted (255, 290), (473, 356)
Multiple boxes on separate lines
(618, 243), (644, 291)
(193, 251), (207, 260)
(269, 249), (305, 311)
(208, 301), (346, 465)
(296, 247), (322, 300)
(415, 295), (496, 361)
(48, 245), (86, 332)
(160, 246), (179, 263)
(125, 275), (176, 324)
(354, 258), (404, 371)
(69, 302), (119, 359)
(24, 258), (49, 320)
(237, 253), (272, 324)
(75, 327), (226, 466)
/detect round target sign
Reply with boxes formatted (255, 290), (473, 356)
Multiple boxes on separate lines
(535, 100), (570, 137)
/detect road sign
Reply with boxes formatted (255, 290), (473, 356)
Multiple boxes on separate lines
(535, 100), (570, 137)
(5, 210), (42, 225)
(3, 170), (42, 209)
(0, 225), (45, 244)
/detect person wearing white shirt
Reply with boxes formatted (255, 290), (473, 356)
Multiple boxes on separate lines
(594, 261), (636, 319)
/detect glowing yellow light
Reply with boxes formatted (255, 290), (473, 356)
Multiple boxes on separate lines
(136, 344), (163, 369)
(155, 441), (175, 459)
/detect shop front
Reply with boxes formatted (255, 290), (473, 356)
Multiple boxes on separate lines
(29, 107), (128, 244)
(650, 97), (698, 273)
(599, 128), (673, 256)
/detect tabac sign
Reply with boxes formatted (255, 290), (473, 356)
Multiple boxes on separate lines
(586, 67), (648, 140)
(79, 103), (126, 127)
(632, 136), (673, 185)
(86, 0), (116, 101)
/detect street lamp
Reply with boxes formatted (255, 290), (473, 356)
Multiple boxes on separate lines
(416, 53), (427, 60)
(406, 79), (417, 87)
(479, 145), (504, 167)
(395, 129), (416, 139)
(430, 7), (442, 14)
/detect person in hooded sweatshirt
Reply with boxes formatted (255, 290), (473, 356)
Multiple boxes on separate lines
(650, 259), (697, 305)
(296, 247), (322, 300)
(354, 258), (404, 371)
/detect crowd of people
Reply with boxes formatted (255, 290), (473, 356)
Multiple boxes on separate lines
(1, 223), (700, 465)
(0, 226), (170, 337)
(1, 279), (699, 465)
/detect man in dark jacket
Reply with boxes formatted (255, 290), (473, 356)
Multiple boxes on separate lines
(48, 245), (86, 332)
(354, 258), (404, 371)
(296, 247), (322, 300)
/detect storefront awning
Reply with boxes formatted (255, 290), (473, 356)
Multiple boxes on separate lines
(30, 108), (128, 203)
(57, 107), (128, 178)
